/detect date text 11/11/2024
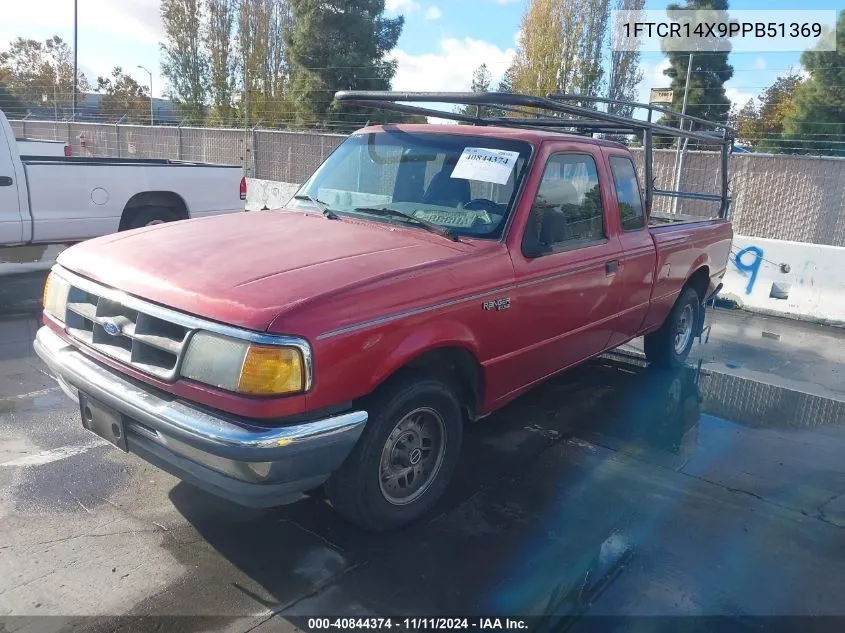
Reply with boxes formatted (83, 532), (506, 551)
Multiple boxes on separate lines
(306, 618), (529, 630)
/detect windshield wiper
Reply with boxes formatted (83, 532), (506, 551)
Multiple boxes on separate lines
(352, 206), (459, 242)
(293, 194), (341, 220)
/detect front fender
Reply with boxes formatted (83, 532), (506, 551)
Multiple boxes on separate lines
(370, 319), (481, 389)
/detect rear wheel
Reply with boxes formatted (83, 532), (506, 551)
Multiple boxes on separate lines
(123, 206), (179, 230)
(644, 287), (700, 368)
(326, 372), (463, 531)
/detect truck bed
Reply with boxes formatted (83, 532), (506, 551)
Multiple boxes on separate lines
(642, 218), (733, 332)
(20, 156), (241, 168)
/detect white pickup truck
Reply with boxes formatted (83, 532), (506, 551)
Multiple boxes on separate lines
(1, 110), (246, 246)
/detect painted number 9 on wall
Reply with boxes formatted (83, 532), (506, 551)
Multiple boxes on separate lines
(734, 246), (763, 295)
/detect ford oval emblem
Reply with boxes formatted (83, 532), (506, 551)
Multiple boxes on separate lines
(102, 320), (121, 336)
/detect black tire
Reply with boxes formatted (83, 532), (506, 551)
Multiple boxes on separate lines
(123, 207), (179, 230)
(326, 372), (463, 531)
(644, 287), (700, 368)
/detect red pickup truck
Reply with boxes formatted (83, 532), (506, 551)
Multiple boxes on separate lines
(35, 93), (732, 530)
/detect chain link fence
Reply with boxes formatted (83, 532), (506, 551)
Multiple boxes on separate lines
(9, 119), (845, 247)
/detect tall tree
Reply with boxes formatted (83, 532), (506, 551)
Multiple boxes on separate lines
(161, 0), (208, 123)
(577, 0), (611, 99)
(512, 0), (613, 99)
(730, 98), (761, 147)
(204, 0), (237, 124)
(660, 0), (733, 126)
(0, 36), (89, 117)
(512, 0), (563, 96)
(497, 63), (517, 93)
(286, 0), (403, 128)
(471, 63), (493, 94)
(237, 0), (293, 127)
(782, 12), (845, 156)
(96, 67), (151, 123)
(0, 82), (28, 118)
(455, 63), (497, 119)
(607, 0), (645, 116)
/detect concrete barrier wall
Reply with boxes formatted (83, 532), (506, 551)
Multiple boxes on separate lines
(245, 178), (299, 211)
(721, 235), (845, 326)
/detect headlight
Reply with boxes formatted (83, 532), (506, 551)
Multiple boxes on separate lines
(42, 272), (71, 322)
(181, 331), (308, 396)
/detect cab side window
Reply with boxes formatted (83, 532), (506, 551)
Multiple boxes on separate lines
(609, 156), (645, 231)
(522, 153), (604, 256)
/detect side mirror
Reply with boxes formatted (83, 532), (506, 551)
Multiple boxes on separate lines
(522, 241), (550, 259)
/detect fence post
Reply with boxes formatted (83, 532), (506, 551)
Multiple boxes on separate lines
(116, 123), (121, 158)
(178, 123), (183, 161)
(251, 126), (258, 179)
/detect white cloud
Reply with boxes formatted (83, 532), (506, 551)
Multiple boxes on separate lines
(651, 59), (672, 86)
(389, 37), (516, 95)
(1, 0), (162, 46)
(635, 58), (671, 102)
(425, 6), (442, 20)
(386, 0), (420, 12)
(754, 56), (767, 71)
(725, 86), (756, 108)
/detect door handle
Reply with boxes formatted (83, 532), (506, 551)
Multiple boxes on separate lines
(605, 260), (619, 274)
(0, 176), (13, 186)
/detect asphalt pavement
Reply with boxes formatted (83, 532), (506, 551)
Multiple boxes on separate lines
(1, 274), (844, 632)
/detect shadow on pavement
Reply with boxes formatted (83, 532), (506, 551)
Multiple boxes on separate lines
(163, 358), (707, 623)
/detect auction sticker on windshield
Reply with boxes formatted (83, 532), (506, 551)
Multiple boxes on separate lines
(450, 147), (520, 185)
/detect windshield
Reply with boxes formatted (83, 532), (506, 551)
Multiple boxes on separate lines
(289, 129), (533, 239)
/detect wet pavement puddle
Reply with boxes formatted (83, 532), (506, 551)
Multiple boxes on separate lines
(1, 314), (844, 625)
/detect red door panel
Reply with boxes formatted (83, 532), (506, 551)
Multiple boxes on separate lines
(488, 142), (624, 407)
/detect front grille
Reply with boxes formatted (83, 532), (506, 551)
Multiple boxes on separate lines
(65, 285), (190, 380)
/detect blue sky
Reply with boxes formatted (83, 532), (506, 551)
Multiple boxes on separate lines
(2, 0), (840, 111)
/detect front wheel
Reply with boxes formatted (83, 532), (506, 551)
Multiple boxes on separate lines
(644, 287), (700, 368)
(326, 373), (463, 531)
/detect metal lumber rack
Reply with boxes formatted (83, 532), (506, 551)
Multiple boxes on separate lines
(334, 90), (734, 219)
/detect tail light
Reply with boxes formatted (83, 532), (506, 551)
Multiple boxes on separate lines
(64, 145), (72, 157)
(239, 176), (247, 201)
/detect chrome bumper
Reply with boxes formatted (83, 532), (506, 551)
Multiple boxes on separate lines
(34, 326), (368, 507)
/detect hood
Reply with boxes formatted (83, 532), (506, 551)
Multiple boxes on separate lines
(57, 211), (469, 332)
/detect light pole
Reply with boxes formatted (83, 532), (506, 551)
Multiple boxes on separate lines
(72, 0), (78, 119)
(137, 65), (153, 125)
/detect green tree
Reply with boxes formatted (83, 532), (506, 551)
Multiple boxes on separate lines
(237, 0), (293, 127)
(660, 0), (734, 128)
(455, 63), (500, 119)
(96, 67), (151, 123)
(0, 36), (89, 117)
(607, 0), (645, 117)
(729, 73), (805, 151)
(497, 63), (516, 93)
(512, 0), (613, 98)
(577, 0), (611, 98)
(161, 0), (208, 123)
(286, 0), (403, 129)
(730, 98), (761, 147)
(781, 13), (845, 156)
(204, 0), (237, 124)
(0, 82), (28, 118)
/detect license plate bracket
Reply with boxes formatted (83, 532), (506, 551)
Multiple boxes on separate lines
(79, 393), (128, 452)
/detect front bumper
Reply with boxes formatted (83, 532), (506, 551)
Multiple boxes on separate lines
(34, 326), (368, 507)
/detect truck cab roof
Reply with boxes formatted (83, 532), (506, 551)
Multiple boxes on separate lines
(354, 123), (630, 150)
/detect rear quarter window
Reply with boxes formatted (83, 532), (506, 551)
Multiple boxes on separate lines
(609, 156), (645, 231)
